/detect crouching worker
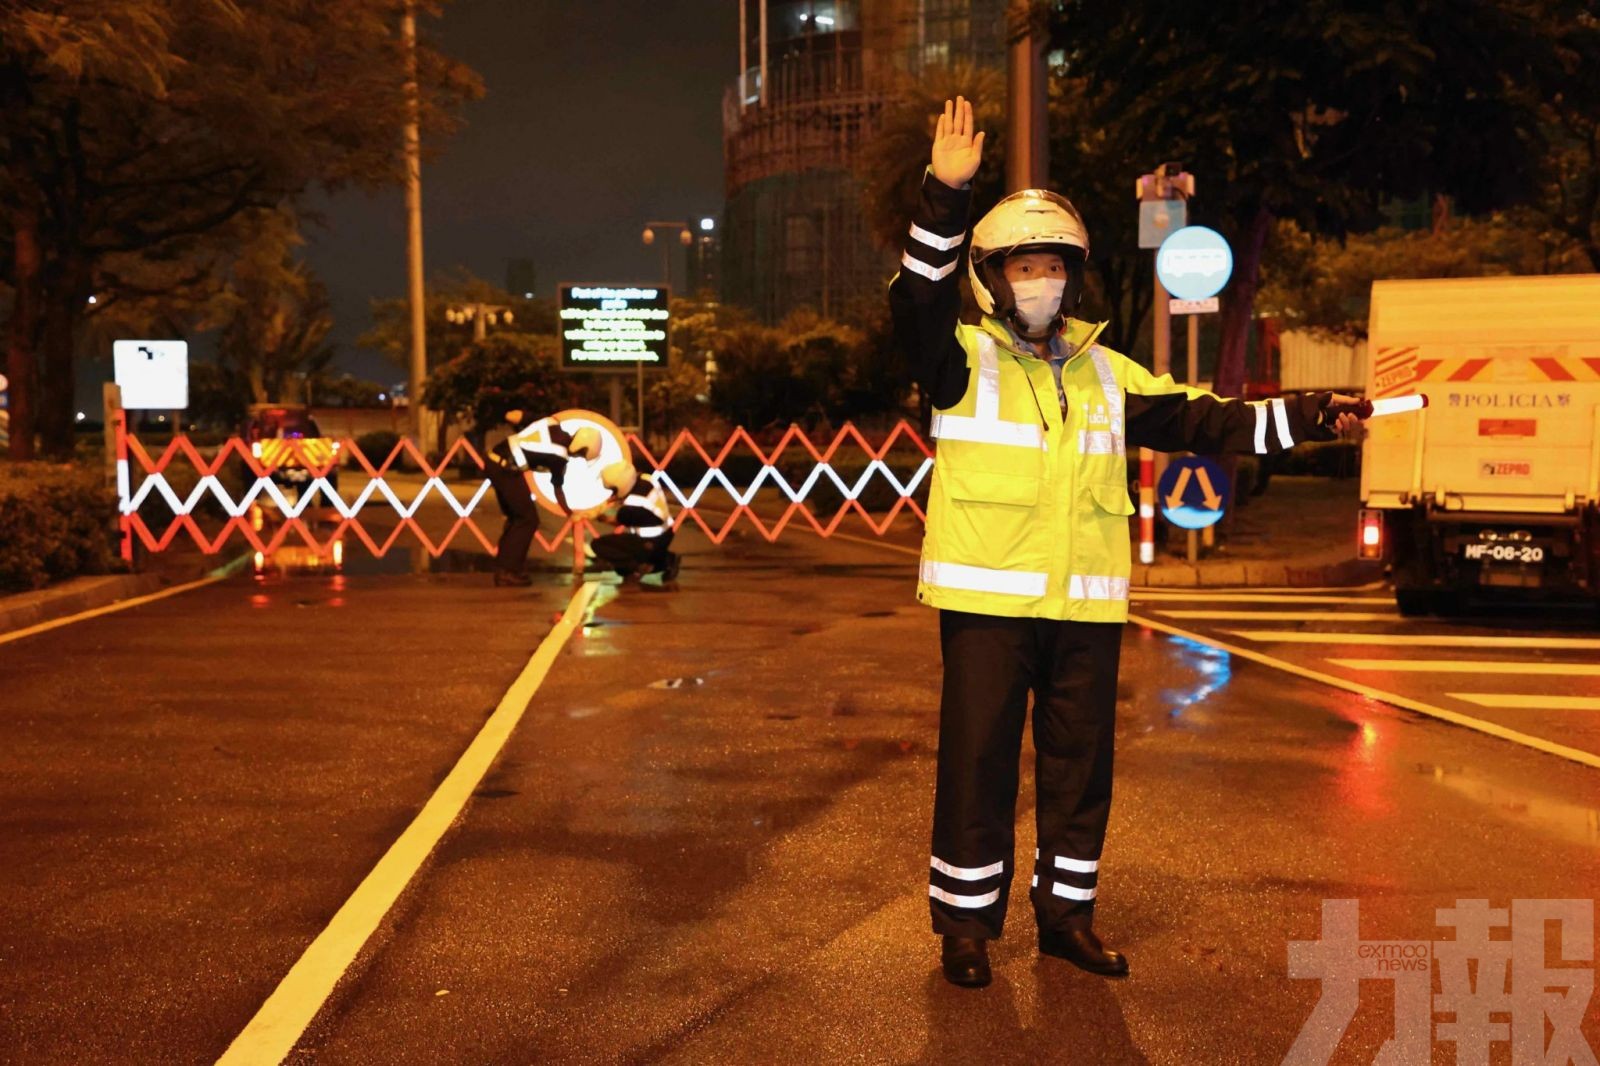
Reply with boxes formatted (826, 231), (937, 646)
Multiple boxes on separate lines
(893, 97), (1365, 988)
(591, 462), (681, 588)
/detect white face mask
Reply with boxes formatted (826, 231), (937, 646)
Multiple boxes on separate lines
(1011, 276), (1066, 334)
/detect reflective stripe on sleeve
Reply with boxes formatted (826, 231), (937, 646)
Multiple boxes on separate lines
(900, 252), (958, 282)
(1051, 883), (1097, 901)
(908, 222), (965, 252)
(1067, 575), (1130, 602)
(1251, 402), (1269, 454)
(1087, 347), (1126, 448)
(920, 560), (1048, 598)
(930, 857), (1004, 881)
(931, 412), (1042, 448)
(929, 884), (1003, 908)
(620, 525), (667, 538)
(1053, 856), (1099, 873)
(1271, 397), (1295, 449)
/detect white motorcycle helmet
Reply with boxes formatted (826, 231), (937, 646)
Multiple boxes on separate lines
(968, 189), (1091, 338)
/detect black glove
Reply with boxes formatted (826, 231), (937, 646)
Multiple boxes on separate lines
(1296, 393), (1339, 443)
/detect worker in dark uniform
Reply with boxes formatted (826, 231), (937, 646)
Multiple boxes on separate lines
(484, 407), (579, 587)
(590, 461), (681, 587)
(892, 98), (1364, 987)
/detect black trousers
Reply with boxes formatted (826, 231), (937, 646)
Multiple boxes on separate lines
(590, 530), (674, 576)
(487, 461), (540, 576)
(929, 610), (1123, 940)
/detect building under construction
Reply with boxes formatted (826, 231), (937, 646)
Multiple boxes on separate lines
(721, 1), (1006, 324)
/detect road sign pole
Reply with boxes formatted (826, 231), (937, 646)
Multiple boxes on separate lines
(1187, 314), (1200, 563)
(1138, 448), (1156, 565)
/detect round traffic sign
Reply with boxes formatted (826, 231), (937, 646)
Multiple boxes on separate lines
(1156, 226), (1233, 301)
(1157, 455), (1231, 530)
(528, 408), (631, 518)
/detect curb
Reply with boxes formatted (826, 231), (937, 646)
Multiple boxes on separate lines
(1132, 554), (1382, 588)
(0, 553), (251, 637)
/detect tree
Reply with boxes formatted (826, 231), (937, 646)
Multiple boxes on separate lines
(421, 333), (576, 439)
(0, 0), (480, 458)
(1259, 209), (1589, 339)
(1050, 1), (1573, 395)
(360, 268), (557, 379)
(214, 211), (335, 405)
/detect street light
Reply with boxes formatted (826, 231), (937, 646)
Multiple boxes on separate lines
(447, 302), (511, 343)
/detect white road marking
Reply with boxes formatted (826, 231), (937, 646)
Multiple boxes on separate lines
(1331, 659), (1600, 676)
(1133, 593), (1389, 605)
(1229, 631), (1600, 650)
(1128, 614), (1600, 770)
(1157, 610), (1396, 622)
(217, 580), (600, 1065)
(1450, 693), (1600, 711)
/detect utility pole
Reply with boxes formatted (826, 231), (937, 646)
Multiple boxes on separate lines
(402, 0), (428, 448)
(1005, 0), (1048, 193)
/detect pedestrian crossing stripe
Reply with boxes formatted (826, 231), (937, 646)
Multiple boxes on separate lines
(1228, 631), (1600, 650)
(1130, 614), (1600, 770)
(1450, 693), (1600, 711)
(1330, 659), (1600, 676)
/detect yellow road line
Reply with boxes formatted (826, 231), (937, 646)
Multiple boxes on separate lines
(1133, 593), (1389, 605)
(1450, 693), (1600, 711)
(1129, 613), (1600, 771)
(217, 580), (599, 1065)
(1229, 630), (1600, 650)
(0, 555), (250, 648)
(1158, 610), (1396, 622)
(1331, 659), (1600, 676)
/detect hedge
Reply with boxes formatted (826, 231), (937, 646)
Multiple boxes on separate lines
(0, 463), (121, 592)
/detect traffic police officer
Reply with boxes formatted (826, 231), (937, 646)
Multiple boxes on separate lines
(484, 409), (590, 587)
(892, 98), (1362, 987)
(591, 461), (681, 587)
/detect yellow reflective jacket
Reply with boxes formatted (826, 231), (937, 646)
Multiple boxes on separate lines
(891, 173), (1331, 623)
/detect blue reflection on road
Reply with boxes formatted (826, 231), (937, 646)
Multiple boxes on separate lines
(1161, 635), (1233, 717)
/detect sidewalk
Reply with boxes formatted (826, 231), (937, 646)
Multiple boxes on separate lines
(1135, 474), (1379, 587)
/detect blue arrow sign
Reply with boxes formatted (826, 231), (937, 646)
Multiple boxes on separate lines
(1158, 456), (1231, 530)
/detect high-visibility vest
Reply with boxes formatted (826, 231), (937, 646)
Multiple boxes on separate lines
(618, 475), (672, 538)
(917, 317), (1141, 623)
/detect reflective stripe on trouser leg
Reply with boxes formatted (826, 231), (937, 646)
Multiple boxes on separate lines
(929, 610), (1036, 938)
(1028, 619), (1124, 930)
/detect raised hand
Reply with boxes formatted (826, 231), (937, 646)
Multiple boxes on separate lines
(930, 96), (984, 190)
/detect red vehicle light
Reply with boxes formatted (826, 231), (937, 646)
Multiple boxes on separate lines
(1357, 509), (1384, 560)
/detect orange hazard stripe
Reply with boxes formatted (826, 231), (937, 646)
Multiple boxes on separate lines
(1532, 357), (1575, 381)
(1412, 358), (1443, 381)
(1447, 357), (1491, 382)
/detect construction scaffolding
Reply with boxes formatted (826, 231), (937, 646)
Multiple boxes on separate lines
(721, 0), (1004, 324)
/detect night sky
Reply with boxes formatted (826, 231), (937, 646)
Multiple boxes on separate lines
(304, 0), (739, 385)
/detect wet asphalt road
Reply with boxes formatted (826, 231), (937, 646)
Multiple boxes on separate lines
(2, 522), (1599, 1064)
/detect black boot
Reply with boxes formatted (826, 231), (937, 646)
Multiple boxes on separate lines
(940, 936), (992, 988)
(1039, 915), (1129, 978)
(493, 571), (533, 587)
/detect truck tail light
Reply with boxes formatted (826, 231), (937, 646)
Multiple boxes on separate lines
(1358, 509), (1384, 560)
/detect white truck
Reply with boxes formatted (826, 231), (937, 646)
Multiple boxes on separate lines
(1359, 275), (1600, 615)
